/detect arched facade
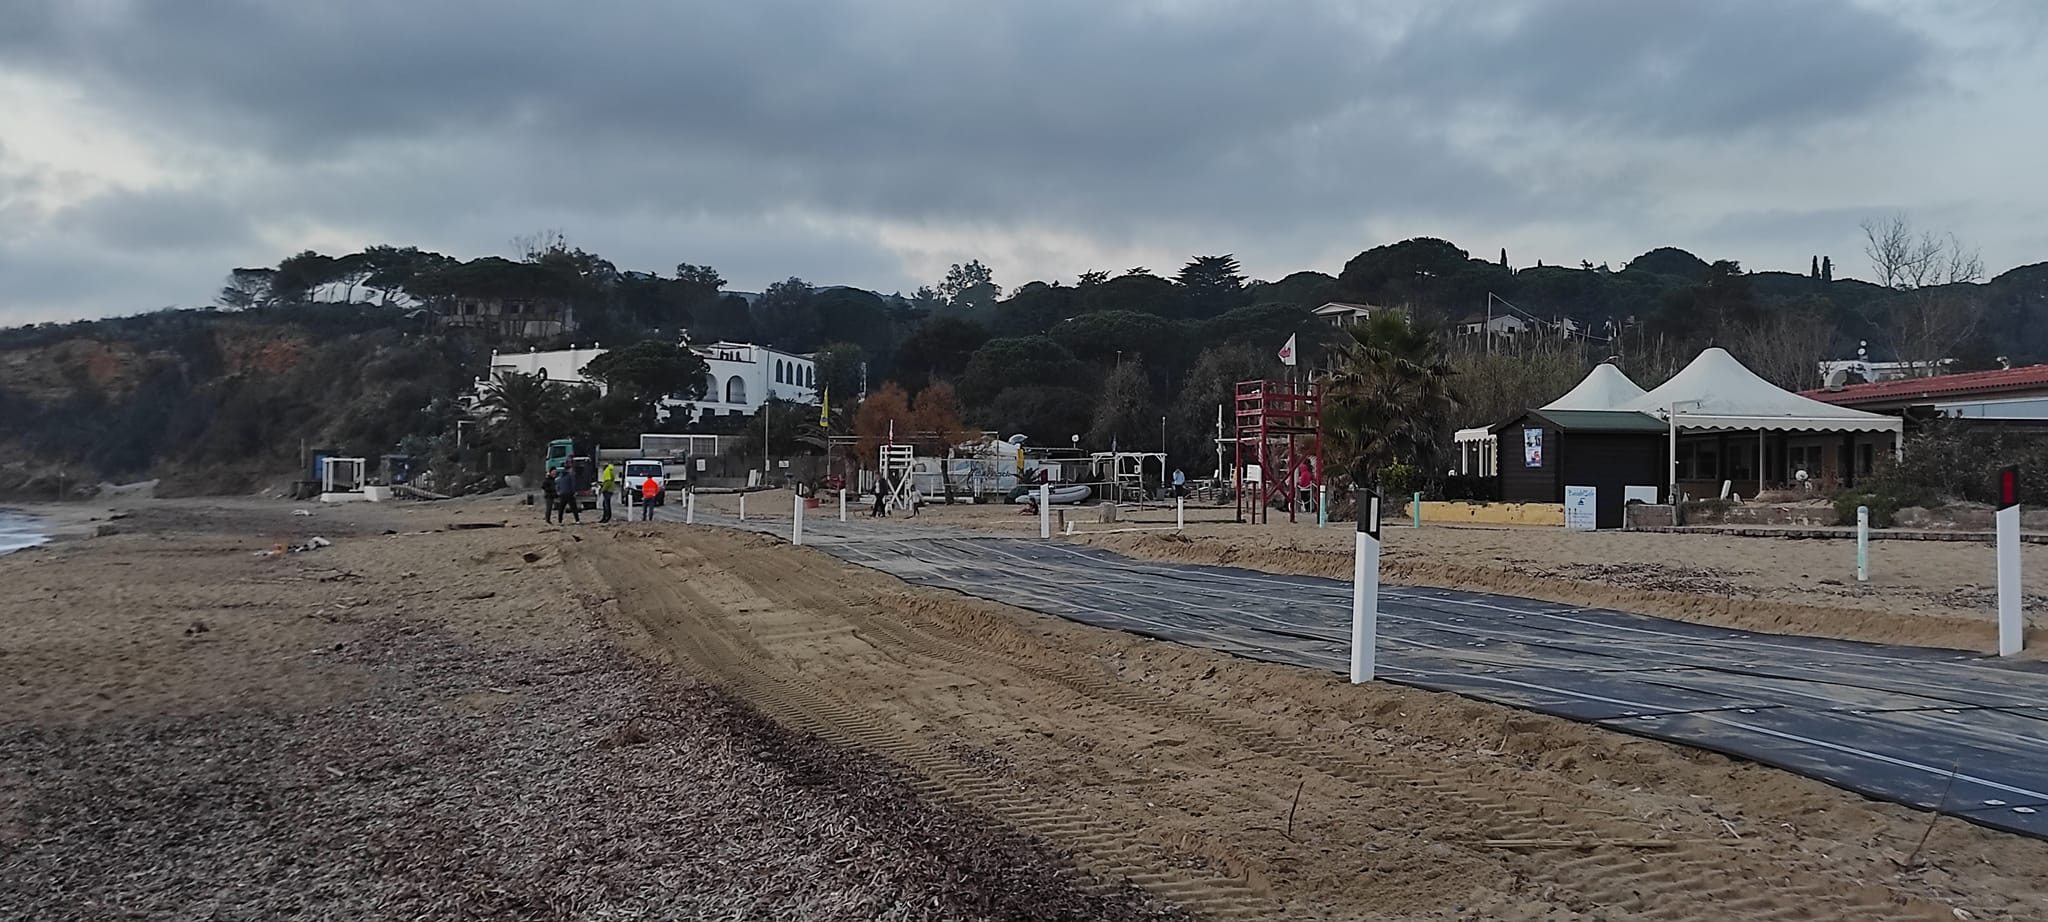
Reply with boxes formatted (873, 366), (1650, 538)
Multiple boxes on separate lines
(725, 376), (747, 404)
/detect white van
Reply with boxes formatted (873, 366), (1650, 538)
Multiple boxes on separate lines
(622, 460), (667, 506)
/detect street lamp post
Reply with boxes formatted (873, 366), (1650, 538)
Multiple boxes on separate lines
(1667, 399), (1704, 506)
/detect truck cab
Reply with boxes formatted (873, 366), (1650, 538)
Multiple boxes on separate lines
(545, 438), (600, 509)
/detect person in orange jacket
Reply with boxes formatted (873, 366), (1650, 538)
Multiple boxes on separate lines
(640, 476), (660, 521)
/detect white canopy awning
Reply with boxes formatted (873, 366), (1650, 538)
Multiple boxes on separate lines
(1620, 348), (1903, 434)
(1541, 362), (1646, 411)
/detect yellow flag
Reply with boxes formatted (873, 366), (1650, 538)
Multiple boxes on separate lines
(819, 389), (830, 429)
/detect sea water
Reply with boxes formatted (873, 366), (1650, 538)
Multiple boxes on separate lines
(0, 511), (48, 556)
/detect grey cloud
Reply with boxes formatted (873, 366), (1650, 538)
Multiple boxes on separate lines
(51, 186), (256, 254)
(0, 0), (2027, 323)
(1380, 0), (1933, 135)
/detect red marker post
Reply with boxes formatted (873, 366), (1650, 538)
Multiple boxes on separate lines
(1997, 466), (2022, 656)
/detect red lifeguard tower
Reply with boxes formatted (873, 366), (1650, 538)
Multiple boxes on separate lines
(1232, 379), (1322, 524)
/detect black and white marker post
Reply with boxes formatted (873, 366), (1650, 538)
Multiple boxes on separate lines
(1352, 489), (1382, 684)
(1997, 466), (2022, 657)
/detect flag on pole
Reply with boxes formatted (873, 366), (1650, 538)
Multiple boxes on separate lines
(819, 389), (830, 429)
(1278, 333), (1298, 367)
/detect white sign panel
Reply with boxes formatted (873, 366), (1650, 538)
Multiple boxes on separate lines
(1564, 485), (1597, 530)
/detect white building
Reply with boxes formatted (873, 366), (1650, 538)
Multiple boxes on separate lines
(472, 341), (816, 420)
(689, 341), (818, 419)
(1817, 358), (1955, 388)
(1311, 302), (1385, 328)
(1454, 314), (1530, 337)
(483, 344), (609, 387)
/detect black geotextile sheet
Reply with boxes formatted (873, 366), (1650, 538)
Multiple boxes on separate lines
(683, 511), (2048, 839)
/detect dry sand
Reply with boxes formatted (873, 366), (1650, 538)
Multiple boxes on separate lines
(7, 493), (2048, 919)
(833, 497), (2048, 654)
(0, 497), (1176, 922)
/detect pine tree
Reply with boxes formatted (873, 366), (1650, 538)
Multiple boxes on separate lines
(1821, 256), (1833, 281)
(1811, 255), (1820, 278)
(1499, 248), (1508, 268)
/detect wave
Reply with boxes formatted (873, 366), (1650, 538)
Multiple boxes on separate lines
(0, 511), (50, 556)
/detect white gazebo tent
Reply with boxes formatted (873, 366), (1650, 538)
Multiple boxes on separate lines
(1541, 362), (1646, 411)
(1454, 362), (1646, 476)
(1617, 348), (1904, 498)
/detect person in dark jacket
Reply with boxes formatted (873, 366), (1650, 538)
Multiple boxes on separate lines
(542, 471), (559, 523)
(555, 466), (583, 523)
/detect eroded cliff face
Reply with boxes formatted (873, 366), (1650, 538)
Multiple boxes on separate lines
(0, 339), (154, 405)
(0, 314), (473, 498)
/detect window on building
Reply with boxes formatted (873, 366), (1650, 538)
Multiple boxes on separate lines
(1789, 445), (1823, 479)
(1677, 443), (1721, 481)
(806, 366), (814, 388)
(1857, 443), (1875, 477)
(725, 376), (747, 404)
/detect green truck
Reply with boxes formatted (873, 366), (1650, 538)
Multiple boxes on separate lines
(544, 438), (600, 509)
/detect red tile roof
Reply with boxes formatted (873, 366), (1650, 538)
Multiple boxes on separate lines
(1803, 365), (2048, 405)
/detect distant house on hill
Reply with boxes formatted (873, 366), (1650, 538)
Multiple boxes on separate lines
(443, 296), (575, 339)
(1311, 302), (1391, 328)
(1454, 313), (1529, 337)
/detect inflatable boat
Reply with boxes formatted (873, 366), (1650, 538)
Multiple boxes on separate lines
(1012, 484), (1093, 505)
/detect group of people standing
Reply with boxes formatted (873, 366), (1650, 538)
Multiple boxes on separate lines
(543, 462), (661, 524)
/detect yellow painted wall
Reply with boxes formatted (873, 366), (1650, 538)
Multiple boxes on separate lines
(1416, 500), (1565, 527)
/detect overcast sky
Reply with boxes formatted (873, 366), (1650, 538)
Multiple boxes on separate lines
(3, 0), (2045, 325)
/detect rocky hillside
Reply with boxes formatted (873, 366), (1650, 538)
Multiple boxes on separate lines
(0, 305), (479, 498)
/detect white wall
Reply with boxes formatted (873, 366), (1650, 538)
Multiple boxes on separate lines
(486, 345), (607, 385)
(473, 342), (816, 420)
(673, 342), (817, 421)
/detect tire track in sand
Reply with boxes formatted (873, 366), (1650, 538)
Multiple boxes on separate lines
(565, 536), (1292, 921)
(667, 530), (1948, 922)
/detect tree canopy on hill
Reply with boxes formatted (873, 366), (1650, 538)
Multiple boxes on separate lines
(7, 223), (2045, 496)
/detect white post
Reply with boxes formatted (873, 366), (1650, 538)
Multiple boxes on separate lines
(839, 488), (847, 522)
(1352, 490), (1382, 684)
(1039, 484), (1052, 539)
(739, 493), (747, 521)
(1668, 406), (1679, 506)
(1176, 497), (1185, 532)
(792, 492), (804, 546)
(685, 491), (695, 525)
(1855, 505), (1869, 583)
(1997, 467), (2022, 656)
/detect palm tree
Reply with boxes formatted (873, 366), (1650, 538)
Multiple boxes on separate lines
(1320, 311), (1458, 490)
(479, 370), (559, 475)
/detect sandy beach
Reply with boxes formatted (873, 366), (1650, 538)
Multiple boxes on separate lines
(5, 493), (2047, 919)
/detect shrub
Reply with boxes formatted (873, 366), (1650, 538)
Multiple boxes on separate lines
(1377, 461), (1421, 496)
(1833, 484), (1930, 529)
(1879, 420), (2048, 507)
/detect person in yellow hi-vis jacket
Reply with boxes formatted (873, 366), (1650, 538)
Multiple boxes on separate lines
(598, 463), (617, 523)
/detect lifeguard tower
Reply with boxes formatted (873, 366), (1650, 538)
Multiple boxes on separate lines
(878, 443), (916, 513)
(1232, 379), (1322, 524)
